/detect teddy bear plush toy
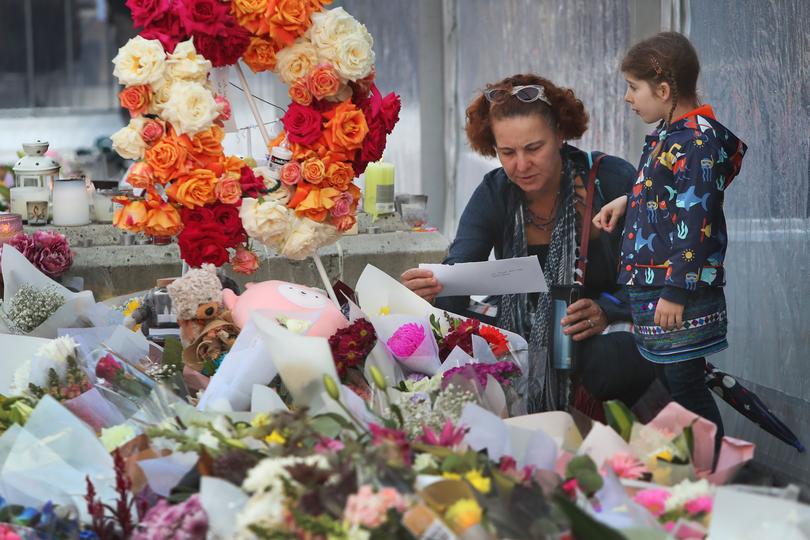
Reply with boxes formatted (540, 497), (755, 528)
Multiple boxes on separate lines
(167, 264), (226, 347)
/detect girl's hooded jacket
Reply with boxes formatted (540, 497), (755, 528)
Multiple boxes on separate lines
(617, 104), (747, 304)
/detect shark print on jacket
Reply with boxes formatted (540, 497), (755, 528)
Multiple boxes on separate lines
(618, 104), (747, 292)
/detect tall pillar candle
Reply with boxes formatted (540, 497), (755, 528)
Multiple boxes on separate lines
(363, 161), (395, 217)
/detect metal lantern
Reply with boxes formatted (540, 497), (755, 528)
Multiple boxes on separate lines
(11, 141), (59, 221)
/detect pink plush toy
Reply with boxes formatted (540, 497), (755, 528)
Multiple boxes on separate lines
(222, 281), (348, 338)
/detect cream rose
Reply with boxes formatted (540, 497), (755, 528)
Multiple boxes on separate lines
(166, 40), (212, 82)
(112, 35), (166, 87)
(159, 81), (220, 135)
(331, 28), (375, 82)
(274, 39), (319, 85)
(111, 117), (148, 160)
(240, 197), (293, 250)
(280, 215), (340, 260)
(308, 7), (359, 51)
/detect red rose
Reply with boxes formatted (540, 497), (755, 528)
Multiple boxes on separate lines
(178, 225), (230, 267)
(281, 103), (323, 146)
(192, 18), (250, 68)
(212, 203), (246, 248)
(181, 206), (215, 227)
(353, 120), (387, 176)
(177, 0), (228, 36)
(140, 12), (186, 53)
(96, 354), (123, 381)
(125, 0), (172, 29)
(239, 166), (264, 198)
(380, 92), (401, 134)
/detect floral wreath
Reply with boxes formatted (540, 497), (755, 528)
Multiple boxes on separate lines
(111, 0), (401, 270)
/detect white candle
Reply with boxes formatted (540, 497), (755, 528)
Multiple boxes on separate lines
(52, 180), (91, 226)
(9, 186), (50, 220)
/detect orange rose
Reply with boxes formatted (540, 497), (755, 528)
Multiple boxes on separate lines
(244, 37), (279, 73)
(220, 155), (245, 177)
(307, 64), (340, 100)
(145, 136), (188, 185)
(294, 186), (340, 222)
(144, 200), (183, 237)
(333, 213), (356, 232)
(113, 199), (148, 233)
(215, 174), (242, 204)
(289, 78), (313, 106)
(231, 246), (260, 274)
(127, 162), (155, 190)
(301, 157), (325, 184)
(268, 0), (312, 46)
(166, 169), (218, 208)
(322, 100), (369, 153)
(323, 156), (355, 191)
(119, 85), (151, 117)
(231, 0), (270, 35)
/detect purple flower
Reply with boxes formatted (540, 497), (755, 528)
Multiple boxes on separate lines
(442, 361), (521, 389)
(133, 494), (208, 540)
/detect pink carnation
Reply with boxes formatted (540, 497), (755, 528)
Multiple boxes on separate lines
(634, 488), (671, 517)
(344, 485), (407, 529)
(386, 323), (425, 358)
(684, 495), (713, 516)
(603, 452), (649, 480)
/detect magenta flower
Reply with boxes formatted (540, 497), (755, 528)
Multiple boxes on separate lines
(634, 488), (672, 517)
(684, 495), (713, 516)
(314, 437), (345, 454)
(369, 423), (412, 465)
(6, 231), (73, 278)
(498, 455), (536, 484)
(442, 361), (521, 389)
(417, 419), (468, 449)
(602, 452), (650, 480)
(386, 323), (425, 358)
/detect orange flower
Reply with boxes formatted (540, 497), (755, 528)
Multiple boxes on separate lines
(295, 186), (341, 222)
(322, 100), (369, 153)
(323, 156), (355, 191)
(113, 199), (148, 233)
(145, 136), (188, 185)
(287, 182), (312, 209)
(215, 173), (243, 205)
(244, 37), (280, 73)
(119, 85), (151, 117)
(144, 200), (183, 237)
(333, 213), (356, 232)
(220, 155), (245, 177)
(127, 162), (155, 190)
(166, 169), (218, 209)
(268, 0), (313, 46)
(307, 64), (340, 100)
(289, 78), (313, 106)
(301, 157), (325, 184)
(231, 246), (260, 274)
(231, 0), (270, 35)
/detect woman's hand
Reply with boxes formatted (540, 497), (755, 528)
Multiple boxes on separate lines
(400, 268), (443, 303)
(655, 298), (684, 331)
(561, 299), (608, 341)
(592, 195), (628, 232)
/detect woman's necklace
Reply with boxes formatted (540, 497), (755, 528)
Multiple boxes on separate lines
(525, 191), (560, 231)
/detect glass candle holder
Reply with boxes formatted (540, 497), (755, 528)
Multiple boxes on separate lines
(52, 179), (91, 226)
(0, 214), (23, 244)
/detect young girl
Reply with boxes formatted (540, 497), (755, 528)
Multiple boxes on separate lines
(594, 32), (747, 442)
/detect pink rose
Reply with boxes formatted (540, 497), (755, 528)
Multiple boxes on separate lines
(140, 119), (165, 145)
(125, 0), (172, 29)
(279, 161), (302, 186)
(215, 95), (232, 122)
(330, 192), (353, 218)
(215, 175), (242, 205)
(230, 246), (259, 275)
(96, 354), (123, 381)
(333, 214), (356, 232)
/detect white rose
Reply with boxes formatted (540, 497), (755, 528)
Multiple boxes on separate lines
(274, 39), (318, 84)
(280, 216), (340, 260)
(148, 73), (174, 115)
(240, 198), (293, 249)
(112, 117), (148, 160)
(308, 7), (359, 51)
(166, 40), (212, 82)
(159, 81), (220, 135)
(331, 29), (375, 82)
(112, 35), (166, 86)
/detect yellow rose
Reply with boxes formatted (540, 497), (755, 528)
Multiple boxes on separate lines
(166, 40), (212, 81)
(160, 81), (220, 136)
(112, 36), (166, 86)
(274, 38), (318, 84)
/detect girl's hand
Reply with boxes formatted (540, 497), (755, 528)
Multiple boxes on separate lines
(655, 298), (685, 331)
(592, 195), (628, 232)
(400, 268), (443, 303)
(561, 299), (608, 341)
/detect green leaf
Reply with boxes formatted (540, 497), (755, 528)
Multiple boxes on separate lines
(604, 399), (637, 441)
(565, 455), (604, 496)
(309, 413), (352, 438)
(553, 493), (628, 540)
(162, 337), (184, 368)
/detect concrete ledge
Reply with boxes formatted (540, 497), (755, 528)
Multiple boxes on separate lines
(65, 230), (449, 299)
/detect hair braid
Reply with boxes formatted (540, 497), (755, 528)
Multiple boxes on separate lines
(666, 74), (679, 125)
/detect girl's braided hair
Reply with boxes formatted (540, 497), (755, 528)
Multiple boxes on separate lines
(621, 32), (700, 124)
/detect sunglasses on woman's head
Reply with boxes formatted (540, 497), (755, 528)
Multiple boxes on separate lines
(483, 85), (551, 105)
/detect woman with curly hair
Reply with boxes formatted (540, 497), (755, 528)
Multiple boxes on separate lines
(401, 74), (655, 413)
